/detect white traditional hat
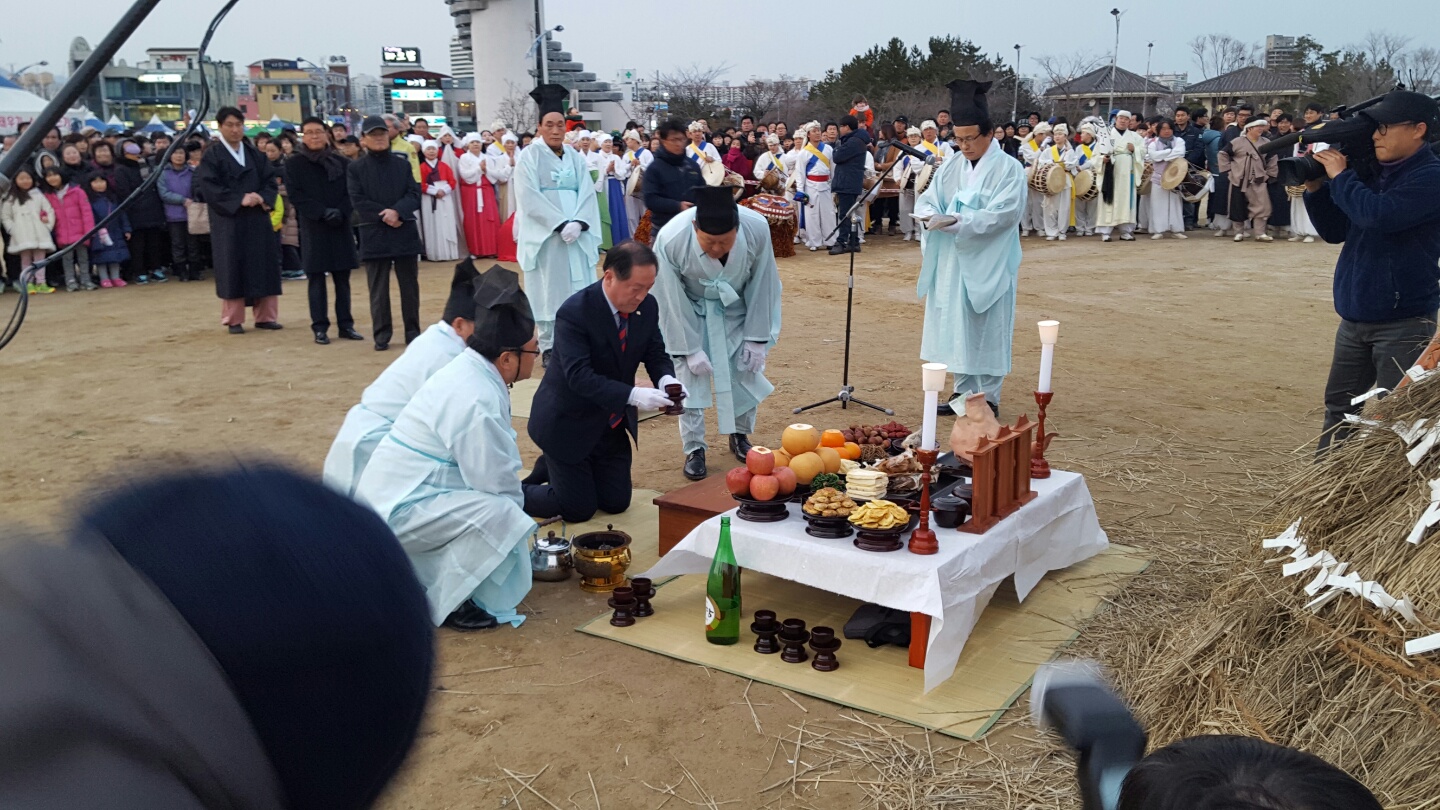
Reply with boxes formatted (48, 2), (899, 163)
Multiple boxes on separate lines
(687, 121), (705, 133)
(1053, 123), (1069, 137)
(906, 126), (922, 138)
(1244, 118), (1269, 131)
(490, 119), (507, 131)
(461, 133), (483, 147)
(622, 129), (642, 143)
(1080, 122), (1098, 136)
(920, 119), (938, 132)
(1033, 122), (1053, 135)
(501, 132), (518, 144)
(765, 133), (780, 145)
(422, 139), (439, 152)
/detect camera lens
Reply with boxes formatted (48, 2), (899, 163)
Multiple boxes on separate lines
(1277, 154), (1326, 187)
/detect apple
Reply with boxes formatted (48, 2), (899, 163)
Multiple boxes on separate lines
(725, 467), (754, 497)
(772, 466), (797, 496)
(746, 446), (776, 476)
(749, 474), (780, 502)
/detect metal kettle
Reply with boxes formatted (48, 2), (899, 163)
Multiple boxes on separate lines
(531, 528), (573, 582)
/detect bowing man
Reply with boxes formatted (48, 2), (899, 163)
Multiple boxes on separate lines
(324, 260), (483, 498)
(914, 79), (1026, 417)
(653, 186), (783, 481)
(356, 266), (541, 632)
(514, 83), (601, 363)
(524, 242), (683, 523)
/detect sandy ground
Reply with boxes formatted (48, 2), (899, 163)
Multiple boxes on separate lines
(0, 230), (1341, 808)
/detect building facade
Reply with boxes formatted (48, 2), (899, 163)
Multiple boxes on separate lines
(248, 59), (321, 123)
(1265, 36), (1302, 80)
(100, 48), (236, 125)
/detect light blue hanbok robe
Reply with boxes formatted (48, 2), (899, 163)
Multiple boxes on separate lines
(914, 143), (1026, 380)
(355, 349), (533, 627)
(322, 321), (468, 498)
(652, 207), (782, 436)
(514, 142), (601, 347)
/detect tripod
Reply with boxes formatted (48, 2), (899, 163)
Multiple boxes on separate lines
(793, 169), (895, 417)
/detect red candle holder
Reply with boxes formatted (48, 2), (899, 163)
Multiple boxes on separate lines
(1032, 391), (1056, 479)
(909, 447), (939, 555)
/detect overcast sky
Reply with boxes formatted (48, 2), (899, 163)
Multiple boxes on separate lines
(6, 0), (1439, 89)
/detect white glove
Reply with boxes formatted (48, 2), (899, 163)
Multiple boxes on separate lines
(559, 221), (583, 243)
(656, 374), (688, 404)
(740, 342), (768, 373)
(686, 351), (713, 376)
(939, 216), (964, 234)
(627, 387), (674, 412)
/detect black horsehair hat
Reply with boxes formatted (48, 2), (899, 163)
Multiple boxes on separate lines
(694, 186), (739, 235)
(947, 79), (993, 129)
(442, 259), (482, 324)
(470, 265), (535, 355)
(530, 84), (569, 122)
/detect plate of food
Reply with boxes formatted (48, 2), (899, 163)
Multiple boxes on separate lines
(801, 487), (858, 538)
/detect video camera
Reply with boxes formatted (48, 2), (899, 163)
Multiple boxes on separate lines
(1258, 89), (1440, 186)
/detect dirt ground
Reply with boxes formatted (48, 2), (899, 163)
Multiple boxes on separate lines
(0, 230), (1341, 808)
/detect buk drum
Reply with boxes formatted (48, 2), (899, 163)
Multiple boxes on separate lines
(1161, 160), (1189, 190)
(625, 168), (643, 196)
(1028, 163), (1067, 196)
(1136, 162), (1155, 196)
(1285, 184), (1307, 199)
(1073, 168), (1098, 201)
(701, 160), (726, 186)
(741, 194), (798, 258)
(1179, 168), (1211, 203)
(913, 164), (937, 196)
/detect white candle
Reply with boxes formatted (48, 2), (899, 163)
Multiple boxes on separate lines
(922, 391), (938, 451)
(1037, 321), (1060, 393)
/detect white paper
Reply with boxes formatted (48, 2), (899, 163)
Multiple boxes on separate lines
(1405, 632), (1440, 656)
(1350, 388), (1389, 406)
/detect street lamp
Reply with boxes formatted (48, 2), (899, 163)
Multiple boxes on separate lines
(1143, 42), (1154, 116)
(1012, 44), (1022, 122)
(9, 60), (49, 81)
(1107, 9), (1124, 121)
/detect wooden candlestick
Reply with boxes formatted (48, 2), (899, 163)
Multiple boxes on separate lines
(909, 447), (939, 555)
(1032, 391), (1055, 479)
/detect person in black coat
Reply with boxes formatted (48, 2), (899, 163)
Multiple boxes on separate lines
(195, 107), (282, 334)
(286, 117), (363, 345)
(829, 115), (872, 254)
(642, 119), (704, 235)
(523, 242), (681, 523)
(349, 116), (423, 351)
(113, 139), (171, 283)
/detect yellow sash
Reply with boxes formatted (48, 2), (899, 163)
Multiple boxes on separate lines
(765, 152), (785, 172)
(803, 142), (832, 170)
(687, 143), (708, 162)
(919, 140), (941, 156)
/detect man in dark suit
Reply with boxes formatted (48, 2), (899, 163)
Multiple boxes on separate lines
(523, 241), (682, 523)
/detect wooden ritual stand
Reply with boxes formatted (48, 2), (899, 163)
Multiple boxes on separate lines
(653, 476), (736, 556)
(958, 416), (1037, 535)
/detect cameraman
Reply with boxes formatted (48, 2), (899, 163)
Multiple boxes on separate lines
(1306, 90), (1440, 452)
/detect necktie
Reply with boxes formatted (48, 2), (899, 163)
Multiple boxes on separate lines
(609, 312), (629, 429)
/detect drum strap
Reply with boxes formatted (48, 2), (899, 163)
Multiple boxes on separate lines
(1078, 144), (1093, 165)
(688, 144), (707, 164)
(804, 143), (832, 170)
(920, 141), (941, 156)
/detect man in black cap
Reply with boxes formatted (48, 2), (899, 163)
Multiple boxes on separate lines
(1305, 89), (1440, 451)
(324, 260), (485, 498)
(523, 241), (683, 522)
(830, 114), (873, 254)
(652, 186), (783, 480)
(642, 118), (705, 236)
(349, 114), (423, 351)
(357, 266), (542, 632)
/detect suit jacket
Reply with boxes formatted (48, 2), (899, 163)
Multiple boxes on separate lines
(528, 282), (676, 464)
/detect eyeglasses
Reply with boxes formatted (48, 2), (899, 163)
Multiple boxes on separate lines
(955, 134), (986, 146)
(510, 348), (541, 359)
(1375, 122), (1417, 136)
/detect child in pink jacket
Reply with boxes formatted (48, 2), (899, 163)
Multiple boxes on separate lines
(42, 167), (97, 291)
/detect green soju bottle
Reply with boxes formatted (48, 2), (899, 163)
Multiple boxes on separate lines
(705, 516), (742, 645)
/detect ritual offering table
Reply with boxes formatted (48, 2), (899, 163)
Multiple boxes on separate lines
(640, 470), (1108, 693)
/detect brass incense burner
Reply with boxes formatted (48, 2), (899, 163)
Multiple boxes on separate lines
(571, 525), (632, 593)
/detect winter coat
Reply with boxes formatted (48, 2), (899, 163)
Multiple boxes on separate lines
(642, 146), (704, 232)
(112, 156), (167, 230)
(196, 140), (281, 300)
(831, 128), (873, 195)
(87, 196), (132, 264)
(272, 162), (300, 248)
(44, 185), (96, 247)
(156, 164), (195, 223)
(0, 193), (57, 253)
(285, 148), (357, 274)
(59, 158), (92, 186)
(347, 149), (422, 261)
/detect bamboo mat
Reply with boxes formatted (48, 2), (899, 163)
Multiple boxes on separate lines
(540, 487), (664, 574)
(578, 545), (1147, 740)
(510, 376), (662, 422)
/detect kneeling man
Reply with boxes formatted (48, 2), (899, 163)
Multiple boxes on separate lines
(357, 266), (540, 631)
(525, 241), (682, 522)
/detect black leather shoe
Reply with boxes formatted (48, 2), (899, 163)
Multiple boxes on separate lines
(228, 324), (244, 335)
(936, 397), (958, 416)
(314, 331), (330, 345)
(442, 601), (499, 631)
(683, 449), (707, 481)
(340, 328), (365, 341)
(729, 433), (752, 463)
(827, 245), (848, 255)
(375, 343), (389, 352)
(988, 400), (999, 419)
(254, 321), (283, 330)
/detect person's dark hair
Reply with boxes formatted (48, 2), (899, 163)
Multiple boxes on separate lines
(340, 135), (359, 146)
(937, 108), (950, 115)
(300, 116), (328, 132)
(1119, 735), (1383, 810)
(657, 118), (687, 140)
(255, 132), (272, 144)
(740, 115), (753, 124)
(91, 141), (114, 161)
(603, 240), (658, 281)
(839, 114), (859, 130)
(1192, 106), (1208, 117)
(63, 132), (85, 145)
(7, 167), (37, 201)
(1174, 105), (1190, 117)
(1305, 102), (1326, 114)
(1238, 104), (1255, 114)
(215, 106), (244, 125)
(41, 165), (65, 188)
(1277, 113), (1293, 124)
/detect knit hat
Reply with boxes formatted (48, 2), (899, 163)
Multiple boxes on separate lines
(76, 466), (434, 810)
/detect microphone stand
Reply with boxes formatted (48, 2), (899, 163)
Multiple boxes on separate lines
(793, 164), (896, 417)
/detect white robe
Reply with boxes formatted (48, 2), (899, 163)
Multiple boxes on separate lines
(420, 160), (461, 261)
(622, 148), (651, 232)
(355, 349), (533, 627)
(796, 142), (836, 248)
(1145, 136), (1187, 235)
(1097, 129), (1147, 230)
(323, 322), (468, 498)
(892, 154), (921, 237)
(485, 150), (517, 220)
(652, 207), (783, 437)
(1018, 137), (1046, 233)
(514, 142), (601, 348)
(686, 141), (722, 168)
(1037, 143), (1079, 238)
(915, 143), (1026, 377)
(753, 150), (788, 184)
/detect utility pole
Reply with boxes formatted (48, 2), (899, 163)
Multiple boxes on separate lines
(1108, 9), (1124, 120)
(1143, 42), (1154, 116)
(1012, 44), (1022, 122)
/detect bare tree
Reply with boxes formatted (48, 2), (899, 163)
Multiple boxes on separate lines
(494, 81), (535, 130)
(1189, 34), (1260, 80)
(1341, 31), (1412, 98)
(1034, 51), (1107, 117)
(1398, 46), (1440, 95)
(655, 63), (732, 122)
(735, 77), (809, 122)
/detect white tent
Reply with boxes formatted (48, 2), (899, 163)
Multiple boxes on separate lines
(0, 85), (49, 134)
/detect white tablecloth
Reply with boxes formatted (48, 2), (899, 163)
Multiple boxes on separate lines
(640, 470), (1108, 692)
